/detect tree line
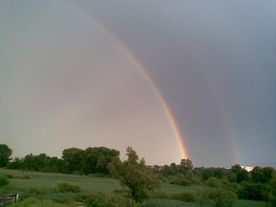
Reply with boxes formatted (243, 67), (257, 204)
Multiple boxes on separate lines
(1, 144), (119, 175)
(0, 144), (275, 204)
(153, 160), (275, 203)
(0, 144), (158, 203)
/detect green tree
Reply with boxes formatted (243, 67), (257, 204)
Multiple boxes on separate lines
(261, 167), (274, 183)
(108, 147), (159, 202)
(268, 177), (276, 206)
(7, 157), (23, 169)
(81, 147), (119, 175)
(179, 159), (193, 174)
(238, 182), (270, 201)
(62, 148), (83, 173)
(169, 162), (178, 175)
(0, 144), (12, 167)
(0, 176), (9, 187)
(250, 166), (274, 184)
(251, 167), (263, 183)
(250, 167), (274, 183)
(206, 177), (225, 188)
(229, 164), (249, 183)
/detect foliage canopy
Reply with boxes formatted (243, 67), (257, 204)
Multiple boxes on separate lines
(108, 147), (160, 202)
(0, 144), (12, 167)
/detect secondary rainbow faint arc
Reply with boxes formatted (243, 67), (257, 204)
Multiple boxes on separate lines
(67, 2), (189, 159)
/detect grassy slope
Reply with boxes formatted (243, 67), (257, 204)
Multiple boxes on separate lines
(0, 168), (268, 207)
(160, 183), (208, 193)
(0, 168), (120, 193)
(144, 199), (202, 207)
(143, 199), (267, 207)
(0, 168), (195, 194)
(9, 197), (73, 207)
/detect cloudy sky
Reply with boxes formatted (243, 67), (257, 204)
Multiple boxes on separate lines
(0, 0), (275, 167)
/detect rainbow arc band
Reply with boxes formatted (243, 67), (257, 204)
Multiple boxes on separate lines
(122, 51), (189, 160)
(66, 1), (189, 159)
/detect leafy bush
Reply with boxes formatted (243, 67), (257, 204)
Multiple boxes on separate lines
(196, 188), (211, 206)
(143, 199), (189, 207)
(169, 173), (201, 186)
(48, 192), (77, 204)
(9, 197), (69, 207)
(28, 187), (49, 196)
(78, 193), (141, 207)
(268, 178), (276, 206)
(56, 182), (81, 193)
(238, 183), (271, 201)
(0, 175), (9, 187)
(206, 177), (224, 188)
(4, 174), (14, 179)
(170, 175), (193, 186)
(171, 192), (196, 202)
(209, 189), (237, 207)
(83, 194), (103, 207)
(108, 147), (159, 202)
(268, 194), (276, 207)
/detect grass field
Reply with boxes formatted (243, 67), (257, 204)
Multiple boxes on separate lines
(0, 168), (197, 194)
(143, 199), (267, 207)
(0, 168), (120, 194)
(0, 168), (268, 207)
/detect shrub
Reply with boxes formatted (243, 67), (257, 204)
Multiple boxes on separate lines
(209, 189), (237, 207)
(196, 188), (211, 206)
(4, 174), (14, 179)
(206, 177), (224, 188)
(268, 193), (276, 207)
(108, 147), (159, 202)
(238, 183), (270, 201)
(169, 173), (202, 186)
(79, 193), (141, 207)
(83, 194), (105, 207)
(9, 197), (69, 207)
(28, 187), (49, 196)
(171, 192), (196, 202)
(0, 176), (9, 187)
(56, 182), (81, 193)
(170, 175), (193, 186)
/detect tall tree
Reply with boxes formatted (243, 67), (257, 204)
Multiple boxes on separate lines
(229, 164), (249, 183)
(108, 147), (159, 202)
(0, 144), (12, 167)
(62, 148), (83, 173)
(251, 166), (273, 183)
(179, 159), (193, 175)
(81, 147), (119, 175)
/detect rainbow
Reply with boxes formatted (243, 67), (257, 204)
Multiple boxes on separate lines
(121, 49), (189, 159)
(67, 2), (189, 159)
(187, 49), (240, 164)
(102, 30), (189, 159)
(199, 68), (240, 164)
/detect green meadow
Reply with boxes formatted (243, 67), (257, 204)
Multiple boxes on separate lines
(0, 168), (268, 207)
(0, 168), (203, 195)
(0, 168), (120, 194)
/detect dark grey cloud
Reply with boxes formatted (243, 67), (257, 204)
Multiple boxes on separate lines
(74, 0), (276, 166)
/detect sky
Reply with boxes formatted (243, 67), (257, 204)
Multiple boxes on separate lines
(0, 0), (275, 167)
